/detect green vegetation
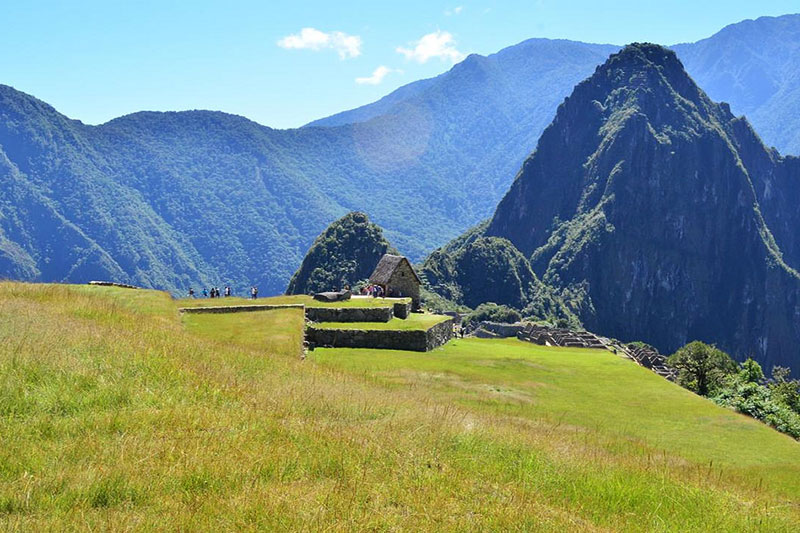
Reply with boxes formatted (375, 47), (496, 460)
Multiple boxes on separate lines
(312, 313), (449, 331)
(421, 235), (578, 325)
(0, 282), (799, 531)
(286, 212), (394, 295)
(183, 309), (303, 357)
(312, 338), (800, 530)
(667, 341), (800, 440)
(463, 302), (521, 329)
(668, 341), (739, 396)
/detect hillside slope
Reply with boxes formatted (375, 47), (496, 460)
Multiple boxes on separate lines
(675, 13), (800, 155)
(0, 282), (798, 530)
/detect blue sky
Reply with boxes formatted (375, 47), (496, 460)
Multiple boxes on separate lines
(2, 1), (797, 128)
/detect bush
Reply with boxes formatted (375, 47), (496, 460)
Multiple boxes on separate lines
(714, 380), (800, 440)
(464, 303), (522, 330)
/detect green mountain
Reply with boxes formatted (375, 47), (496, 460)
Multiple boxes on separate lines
(286, 212), (394, 294)
(4, 15), (800, 295)
(674, 14), (800, 155)
(0, 40), (617, 294)
(428, 43), (800, 373)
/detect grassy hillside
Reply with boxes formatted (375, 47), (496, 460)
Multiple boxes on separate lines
(1, 283), (798, 530)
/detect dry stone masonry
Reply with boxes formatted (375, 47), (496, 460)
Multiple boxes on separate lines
(306, 317), (454, 352)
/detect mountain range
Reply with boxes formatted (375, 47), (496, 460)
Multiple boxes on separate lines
(425, 43), (800, 372)
(2, 14), (800, 295)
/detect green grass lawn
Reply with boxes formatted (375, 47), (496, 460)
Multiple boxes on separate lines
(176, 294), (410, 309)
(1, 282), (798, 531)
(183, 308), (304, 357)
(311, 313), (450, 331)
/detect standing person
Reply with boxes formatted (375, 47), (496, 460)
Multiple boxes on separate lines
(202, 288), (208, 298)
(225, 286), (231, 297)
(188, 287), (195, 298)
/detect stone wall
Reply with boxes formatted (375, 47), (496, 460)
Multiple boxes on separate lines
(423, 317), (455, 351)
(305, 306), (393, 323)
(307, 317), (454, 352)
(474, 321), (525, 338)
(393, 301), (411, 319)
(89, 281), (140, 289)
(180, 304), (303, 314)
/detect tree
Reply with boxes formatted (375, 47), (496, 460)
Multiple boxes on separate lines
(739, 358), (765, 384)
(667, 341), (737, 396)
(770, 366), (800, 415)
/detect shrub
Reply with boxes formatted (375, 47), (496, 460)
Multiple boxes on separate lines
(714, 381), (800, 440)
(667, 341), (737, 397)
(464, 303), (522, 330)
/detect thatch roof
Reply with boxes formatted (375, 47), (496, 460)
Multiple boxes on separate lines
(369, 254), (421, 285)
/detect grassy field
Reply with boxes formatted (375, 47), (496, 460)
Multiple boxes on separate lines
(176, 294), (410, 309)
(0, 283), (798, 531)
(311, 313), (450, 331)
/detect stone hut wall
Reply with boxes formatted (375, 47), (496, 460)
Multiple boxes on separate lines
(387, 261), (420, 309)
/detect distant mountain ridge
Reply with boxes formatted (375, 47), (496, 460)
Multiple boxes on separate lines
(3, 14), (800, 296)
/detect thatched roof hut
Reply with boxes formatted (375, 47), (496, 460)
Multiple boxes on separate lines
(369, 254), (421, 309)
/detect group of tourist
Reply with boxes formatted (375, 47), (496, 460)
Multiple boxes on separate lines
(360, 284), (384, 298)
(187, 286), (234, 298)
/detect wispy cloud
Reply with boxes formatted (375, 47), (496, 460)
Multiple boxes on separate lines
(277, 28), (362, 59)
(444, 6), (464, 16)
(355, 66), (400, 85)
(396, 30), (466, 64)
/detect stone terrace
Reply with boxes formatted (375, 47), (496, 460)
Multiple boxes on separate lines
(517, 324), (608, 349)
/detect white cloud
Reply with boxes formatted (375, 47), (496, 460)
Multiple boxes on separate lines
(396, 30), (466, 64)
(444, 6), (464, 16)
(355, 66), (400, 85)
(277, 27), (362, 59)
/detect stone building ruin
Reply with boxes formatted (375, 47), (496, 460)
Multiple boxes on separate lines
(369, 254), (421, 310)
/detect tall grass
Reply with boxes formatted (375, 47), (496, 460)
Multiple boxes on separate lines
(0, 283), (797, 531)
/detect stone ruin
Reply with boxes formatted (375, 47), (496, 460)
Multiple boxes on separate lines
(313, 289), (352, 302)
(515, 324), (678, 381)
(621, 343), (678, 381)
(517, 324), (608, 349)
